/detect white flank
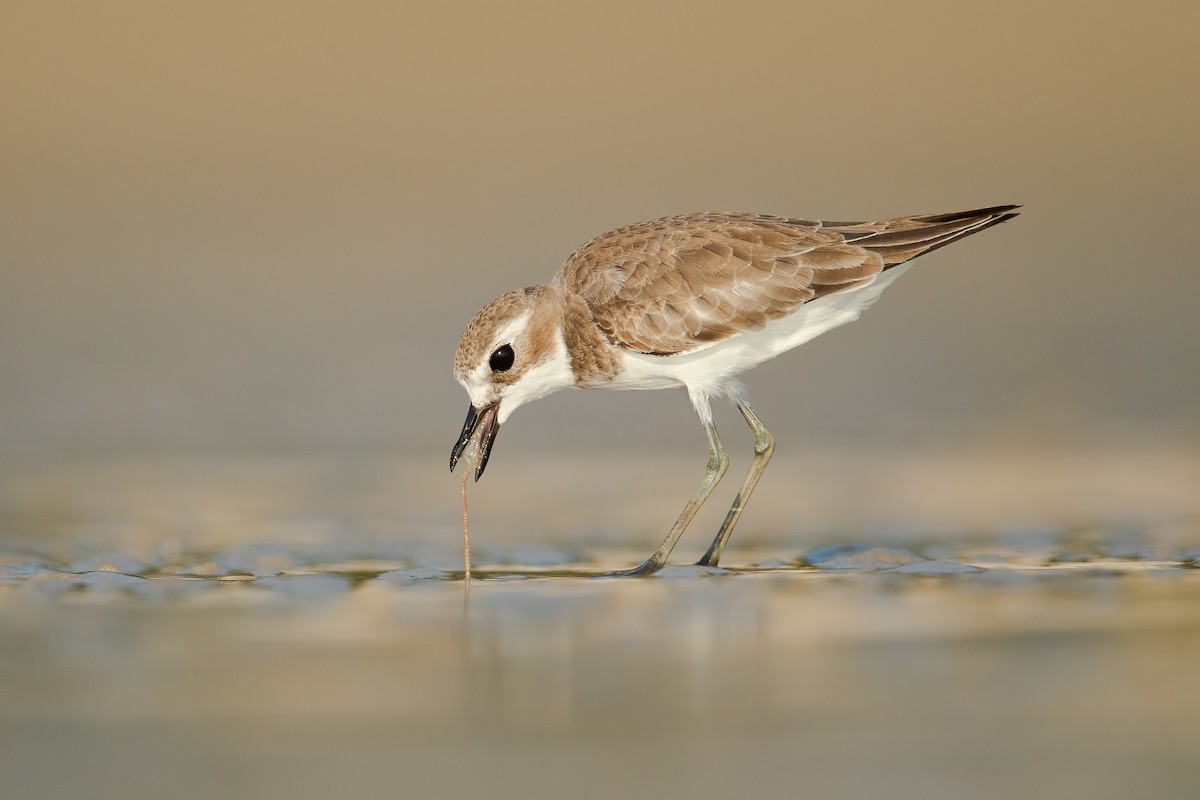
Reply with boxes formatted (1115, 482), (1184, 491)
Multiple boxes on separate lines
(613, 263), (915, 399)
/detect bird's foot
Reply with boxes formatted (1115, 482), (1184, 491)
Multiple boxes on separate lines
(597, 558), (665, 578)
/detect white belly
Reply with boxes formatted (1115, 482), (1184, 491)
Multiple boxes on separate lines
(608, 263), (915, 397)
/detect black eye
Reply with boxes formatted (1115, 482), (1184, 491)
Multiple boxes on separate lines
(489, 344), (514, 372)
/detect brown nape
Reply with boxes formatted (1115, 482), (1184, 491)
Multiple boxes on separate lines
(520, 284), (565, 372)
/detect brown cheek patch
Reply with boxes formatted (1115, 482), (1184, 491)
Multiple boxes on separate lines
(455, 285), (561, 389)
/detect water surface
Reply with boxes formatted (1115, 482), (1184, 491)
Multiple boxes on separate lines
(2, 451), (1198, 799)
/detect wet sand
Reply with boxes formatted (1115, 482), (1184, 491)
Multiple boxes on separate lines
(2, 447), (1199, 799)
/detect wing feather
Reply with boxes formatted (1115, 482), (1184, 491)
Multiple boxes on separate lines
(554, 207), (1017, 355)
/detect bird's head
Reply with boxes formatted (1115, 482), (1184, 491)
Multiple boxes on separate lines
(450, 284), (573, 480)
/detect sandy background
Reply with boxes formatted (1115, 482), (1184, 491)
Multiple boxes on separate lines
(3, 0), (1198, 462)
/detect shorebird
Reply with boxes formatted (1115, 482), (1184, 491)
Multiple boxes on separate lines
(450, 205), (1019, 576)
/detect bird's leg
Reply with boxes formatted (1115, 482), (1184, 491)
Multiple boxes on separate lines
(605, 405), (729, 577)
(696, 402), (775, 568)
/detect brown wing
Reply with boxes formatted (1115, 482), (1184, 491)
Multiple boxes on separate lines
(554, 206), (1018, 355)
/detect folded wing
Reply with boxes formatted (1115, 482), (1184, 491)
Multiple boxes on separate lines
(555, 206), (1018, 355)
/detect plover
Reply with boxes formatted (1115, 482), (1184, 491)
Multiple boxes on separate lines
(450, 205), (1019, 576)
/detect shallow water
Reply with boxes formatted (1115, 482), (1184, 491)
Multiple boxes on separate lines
(2, 451), (1199, 799)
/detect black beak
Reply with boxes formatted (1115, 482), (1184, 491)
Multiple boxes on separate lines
(449, 402), (501, 481)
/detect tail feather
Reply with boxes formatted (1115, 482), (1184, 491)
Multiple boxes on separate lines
(833, 205), (1020, 268)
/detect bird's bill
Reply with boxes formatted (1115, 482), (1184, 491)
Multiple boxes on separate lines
(449, 402), (501, 481)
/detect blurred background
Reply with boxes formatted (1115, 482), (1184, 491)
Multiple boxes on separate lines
(3, 4), (1200, 799)
(3, 0), (1197, 462)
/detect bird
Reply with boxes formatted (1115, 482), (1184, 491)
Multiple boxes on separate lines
(450, 205), (1019, 576)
